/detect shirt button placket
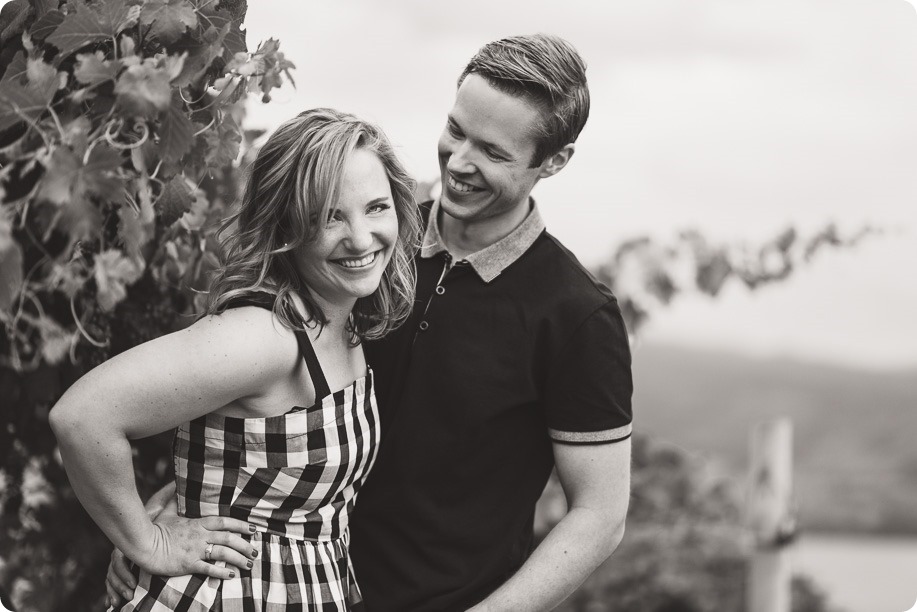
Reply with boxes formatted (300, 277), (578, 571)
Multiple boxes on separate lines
(421, 255), (450, 333)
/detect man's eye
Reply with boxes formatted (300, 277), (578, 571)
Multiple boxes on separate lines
(447, 122), (462, 137)
(485, 149), (505, 162)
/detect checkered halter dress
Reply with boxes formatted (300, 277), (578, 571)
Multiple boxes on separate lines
(118, 302), (380, 611)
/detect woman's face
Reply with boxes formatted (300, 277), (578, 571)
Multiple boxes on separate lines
(297, 148), (399, 307)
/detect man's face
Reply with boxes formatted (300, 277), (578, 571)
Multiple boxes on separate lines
(437, 74), (548, 225)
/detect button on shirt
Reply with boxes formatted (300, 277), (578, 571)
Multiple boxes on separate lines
(352, 199), (633, 612)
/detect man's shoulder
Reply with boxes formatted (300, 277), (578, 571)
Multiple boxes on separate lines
(522, 230), (617, 311)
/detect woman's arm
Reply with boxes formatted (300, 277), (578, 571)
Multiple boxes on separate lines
(50, 307), (294, 576)
(105, 481), (178, 606)
(145, 480), (179, 522)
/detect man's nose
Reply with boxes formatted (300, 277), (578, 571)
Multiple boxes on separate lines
(446, 141), (476, 175)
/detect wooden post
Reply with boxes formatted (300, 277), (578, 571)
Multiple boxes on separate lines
(746, 418), (795, 612)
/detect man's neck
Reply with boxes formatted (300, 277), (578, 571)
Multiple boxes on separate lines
(439, 198), (532, 260)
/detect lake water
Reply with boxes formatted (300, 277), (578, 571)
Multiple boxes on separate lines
(792, 534), (917, 612)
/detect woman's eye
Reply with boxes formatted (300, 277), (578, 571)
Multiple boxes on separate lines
(325, 210), (342, 225)
(369, 202), (391, 214)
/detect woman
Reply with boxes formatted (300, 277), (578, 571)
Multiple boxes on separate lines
(50, 108), (421, 610)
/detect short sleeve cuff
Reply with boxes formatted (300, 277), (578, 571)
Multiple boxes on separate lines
(549, 423), (632, 445)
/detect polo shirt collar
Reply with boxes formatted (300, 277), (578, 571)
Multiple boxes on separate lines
(420, 197), (546, 283)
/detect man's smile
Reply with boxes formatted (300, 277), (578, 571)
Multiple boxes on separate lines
(447, 174), (485, 194)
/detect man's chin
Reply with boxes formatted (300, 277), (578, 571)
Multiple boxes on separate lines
(442, 188), (488, 213)
(439, 195), (475, 221)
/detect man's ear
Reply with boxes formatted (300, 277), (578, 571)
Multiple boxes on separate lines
(538, 144), (575, 179)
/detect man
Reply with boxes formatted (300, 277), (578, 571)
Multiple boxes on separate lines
(107, 34), (632, 611)
(350, 34), (632, 611)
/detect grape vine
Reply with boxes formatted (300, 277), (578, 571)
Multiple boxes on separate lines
(0, 1), (292, 609)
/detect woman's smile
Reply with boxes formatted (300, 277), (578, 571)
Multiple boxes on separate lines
(333, 250), (380, 269)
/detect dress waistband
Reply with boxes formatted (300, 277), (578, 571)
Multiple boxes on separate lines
(247, 526), (352, 547)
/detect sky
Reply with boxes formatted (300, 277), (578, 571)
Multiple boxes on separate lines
(243, 0), (917, 371)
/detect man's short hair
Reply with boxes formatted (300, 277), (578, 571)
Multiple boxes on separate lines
(458, 34), (590, 168)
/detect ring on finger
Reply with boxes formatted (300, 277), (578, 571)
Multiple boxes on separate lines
(205, 542), (215, 562)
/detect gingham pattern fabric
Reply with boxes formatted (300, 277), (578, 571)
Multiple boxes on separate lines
(117, 318), (380, 612)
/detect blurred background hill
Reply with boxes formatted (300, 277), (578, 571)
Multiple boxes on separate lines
(633, 342), (917, 535)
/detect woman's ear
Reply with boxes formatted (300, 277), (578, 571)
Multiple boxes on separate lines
(538, 144), (575, 179)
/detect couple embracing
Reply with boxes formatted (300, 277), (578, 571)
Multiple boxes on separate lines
(51, 34), (633, 612)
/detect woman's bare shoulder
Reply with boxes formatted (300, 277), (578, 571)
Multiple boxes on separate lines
(184, 305), (301, 373)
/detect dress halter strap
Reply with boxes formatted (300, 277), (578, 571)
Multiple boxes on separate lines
(294, 329), (332, 400)
(223, 292), (332, 401)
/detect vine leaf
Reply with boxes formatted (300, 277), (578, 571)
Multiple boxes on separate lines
(203, 113), (240, 168)
(46, 0), (140, 59)
(45, 3), (106, 59)
(254, 39), (295, 102)
(0, 78), (54, 131)
(61, 117), (91, 153)
(228, 39), (296, 103)
(118, 198), (154, 259)
(30, 0), (58, 19)
(0, 212), (23, 311)
(38, 316), (74, 364)
(208, 74), (242, 106)
(120, 34), (137, 60)
(94, 249), (144, 312)
(36, 146), (80, 205)
(0, 51), (27, 85)
(29, 9), (64, 41)
(0, 1), (30, 47)
(158, 91), (193, 163)
(52, 190), (101, 241)
(157, 174), (193, 226)
(179, 184), (208, 231)
(38, 144), (125, 240)
(96, 0), (142, 36)
(226, 51), (263, 77)
(774, 227), (797, 253)
(79, 145), (126, 204)
(74, 51), (122, 86)
(120, 169), (156, 260)
(200, 7), (246, 58)
(47, 259), (88, 298)
(140, 0), (198, 45)
(114, 58), (179, 117)
(26, 57), (59, 98)
(695, 252), (732, 297)
(173, 22), (228, 87)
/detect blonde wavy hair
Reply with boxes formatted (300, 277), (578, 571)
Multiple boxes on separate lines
(206, 108), (421, 342)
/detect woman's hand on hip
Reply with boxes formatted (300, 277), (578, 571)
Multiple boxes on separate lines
(133, 515), (258, 579)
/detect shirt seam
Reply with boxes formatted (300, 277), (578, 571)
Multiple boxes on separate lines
(547, 298), (622, 375)
(541, 232), (621, 305)
(549, 423), (633, 442)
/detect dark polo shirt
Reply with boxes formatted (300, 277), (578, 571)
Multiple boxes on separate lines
(351, 199), (633, 612)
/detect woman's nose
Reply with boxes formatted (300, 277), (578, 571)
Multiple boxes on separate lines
(344, 217), (374, 252)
